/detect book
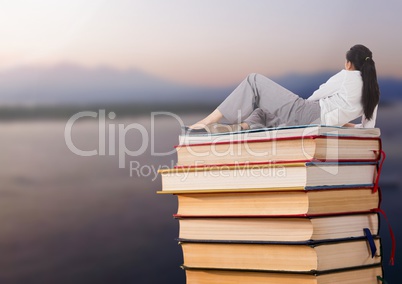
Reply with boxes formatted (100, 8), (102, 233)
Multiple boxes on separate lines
(177, 213), (379, 243)
(158, 162), (377, 192)
(183, 265), (383, 284)
(175, 136), (381, 167)
(160, 124), (388, 283)
(180, 238), (382, 272)
(173, 188), (380, 216)
(179, 124), (381, 145)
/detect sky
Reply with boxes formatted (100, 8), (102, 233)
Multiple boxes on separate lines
(1, 0), (402, 86)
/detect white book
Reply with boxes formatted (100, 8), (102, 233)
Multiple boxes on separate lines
(159, 162), (377, 193)
(180, 124), (381, 145)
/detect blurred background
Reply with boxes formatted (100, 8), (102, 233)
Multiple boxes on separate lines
(0, 0), (401, 283)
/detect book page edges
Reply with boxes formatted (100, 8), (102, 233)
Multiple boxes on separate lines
(158, 162), (307, 174)
(159, 161), (378, 174)
(157, 186), (307, 194)
(175, 135), (381, 148)
(157, 185), (375, 194)
(180, 263), (383, 276)
(173, 210), (379, 218)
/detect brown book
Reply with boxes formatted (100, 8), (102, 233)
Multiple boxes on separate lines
(158, 162), (377, 192)
(176, 136), (381, 167)
(177, 213), (379, 243)
(174, 188), (379, 216)
(184, 265), (383, 284)
(180, 238), (382, 273)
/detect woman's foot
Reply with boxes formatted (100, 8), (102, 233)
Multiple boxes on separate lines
(181, 126), (208, 134)
(183, 122), (249, 134)
(189, 108), (224, 129)
(209, 123), (242, 133)
(185, 108), (250, 134)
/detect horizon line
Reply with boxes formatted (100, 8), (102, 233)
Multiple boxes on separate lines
(2, 61), (402, 88)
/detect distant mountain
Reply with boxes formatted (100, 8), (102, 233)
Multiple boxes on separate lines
(272, 72), (335, 99)
(377, 77), (402, 102)
(0, 64), (400, 106)
(0, 63), (232, 106)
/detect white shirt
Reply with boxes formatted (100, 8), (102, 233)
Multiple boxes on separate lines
(307, 69), (377, 128)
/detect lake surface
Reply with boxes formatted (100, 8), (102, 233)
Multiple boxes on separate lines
(0, 111), (400, 283)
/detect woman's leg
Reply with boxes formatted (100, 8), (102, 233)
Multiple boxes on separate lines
(190, 73), (319, 129)
(243, 108), (281, 129)
(218, 73), (304, 125)
(219, 73), (321, 127)
(216, 73), (262, 124)
(247, 74), (303, 125)
(190, 73), (261, 129)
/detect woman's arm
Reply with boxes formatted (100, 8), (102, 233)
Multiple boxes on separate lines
(307, 70), (345, 101)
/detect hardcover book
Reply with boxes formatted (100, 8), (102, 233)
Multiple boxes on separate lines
(173, 188), (380, 216)
(159, 162), (377, 192)
(179, 125), (381, 145)
(180, 238), (382, 273)
(183, 265), (383, 284)
(177, 213), (379, 243)
(176, 136), (381, 167)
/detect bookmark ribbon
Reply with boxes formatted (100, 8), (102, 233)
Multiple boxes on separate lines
(373, 150), (386, 193)
(363, 228), (377, 258)
(376, 276), (389, 284)
(373, 208), (396, 265)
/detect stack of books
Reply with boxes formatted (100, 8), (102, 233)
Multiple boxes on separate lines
(158, 125), (386, 283)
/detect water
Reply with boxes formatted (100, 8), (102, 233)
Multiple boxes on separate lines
(0, 115), (190, 284)
(0, 113), (400, 283)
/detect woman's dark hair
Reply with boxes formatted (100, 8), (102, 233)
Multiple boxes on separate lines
(346, 44), (380, 120)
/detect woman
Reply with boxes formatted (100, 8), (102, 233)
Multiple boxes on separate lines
(188, 44), (380, 133)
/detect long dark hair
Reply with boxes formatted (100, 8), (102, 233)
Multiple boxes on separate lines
(346, 44), (380, 120)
